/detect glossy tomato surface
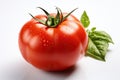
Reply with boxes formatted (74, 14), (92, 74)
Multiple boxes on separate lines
(18, 13), (88, 71)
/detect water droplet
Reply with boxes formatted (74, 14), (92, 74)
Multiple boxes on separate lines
(46, 40), (49, 43)
(43, 39), (46, 42)
(43, 43), (48, 47)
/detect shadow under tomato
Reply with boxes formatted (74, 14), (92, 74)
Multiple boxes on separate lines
(0, 59), (86, 80)
(46, 65), (77, 76)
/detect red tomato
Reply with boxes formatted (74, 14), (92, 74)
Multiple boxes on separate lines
(19, 9), (88, 71)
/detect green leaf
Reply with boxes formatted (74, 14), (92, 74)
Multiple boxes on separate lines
(90, 31), (114, 44)
(86, 28), (113, 61)
(80, 11), (90, 28)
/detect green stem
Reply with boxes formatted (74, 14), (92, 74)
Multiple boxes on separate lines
(62, 8), (78, 21)
(29, 7), (78, 28)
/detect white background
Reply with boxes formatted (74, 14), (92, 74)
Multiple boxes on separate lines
(0, 0), (120, 80)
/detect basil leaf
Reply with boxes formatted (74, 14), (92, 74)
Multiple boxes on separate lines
(80, 11), (90, 28)
(89, 28), (114, 43)
(86, 28), (113, 61)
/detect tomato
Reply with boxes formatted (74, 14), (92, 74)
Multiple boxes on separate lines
(18, 7), (88, 71)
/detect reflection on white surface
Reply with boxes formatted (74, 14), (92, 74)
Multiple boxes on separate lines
(0, 60), (86, 80)
(1, 56), (120, 80)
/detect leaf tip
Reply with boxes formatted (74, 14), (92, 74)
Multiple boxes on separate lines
(101, 57), (106, 62)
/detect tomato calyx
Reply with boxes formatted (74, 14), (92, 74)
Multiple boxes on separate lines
(29, 7), (78, 28)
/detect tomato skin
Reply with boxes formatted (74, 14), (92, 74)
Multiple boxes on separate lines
(19, 13), (88, 71)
